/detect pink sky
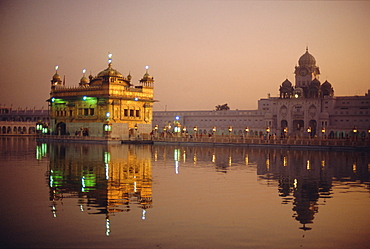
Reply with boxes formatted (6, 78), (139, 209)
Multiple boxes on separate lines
(0, 0), (369, 111)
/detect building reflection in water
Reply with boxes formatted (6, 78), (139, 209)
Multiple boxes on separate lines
(43, 143), (153, 236)
(152, 145), (370, 231)
(39, 143), (369, 234)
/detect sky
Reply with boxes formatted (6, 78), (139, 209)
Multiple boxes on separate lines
(0, 0), (369, 111)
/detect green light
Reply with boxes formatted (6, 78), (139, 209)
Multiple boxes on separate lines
(36, 143), (47, 160)
(104, 124), (112, 131)
(51, 97), (55, 103)
(104, 152), (111, 164)
(81, 173), (96, 192)
(50, 170), (64, 187)
(174, 149), (180, 161)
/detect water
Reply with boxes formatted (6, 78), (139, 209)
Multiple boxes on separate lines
(0, 137), (369, 248)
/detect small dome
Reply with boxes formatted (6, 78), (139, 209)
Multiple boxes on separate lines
(309, 78), (321, 88)
(321, 80), (332, 88)
(52, 73), (61, 81)
(80, 76), (89, 84)
(298, 48), (316, 67)
(142, 72), (152, 80)
(282, 79), (292, 88)
(97, 64), (123, 78)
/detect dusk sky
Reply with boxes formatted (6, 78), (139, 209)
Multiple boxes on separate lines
(1, 0), (369, 111)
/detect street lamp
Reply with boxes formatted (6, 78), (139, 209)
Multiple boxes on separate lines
(134, 124), (138, 139)
(245, 127), (249, 138)
(321, 127), (326, 139)
(307, 126), (312, 139)
(212, 126), (216, 137)
(283, 127), (288, 138)
(353, 126), (357, 140)
(228, 126), (233, 138)
(194, 126), (198, 137)
(266, 127), (270, 140)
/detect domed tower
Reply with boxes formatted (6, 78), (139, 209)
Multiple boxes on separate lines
(294, 47), (320, 97)
(139, 66), (154, 87)
(320, 80), (334, 97)
(51, 66), (62, 87)
(279, 79), (294, 98)
(79, 69), (89, 87)
(307, 78), (321, 98)
(94, 53), (131, 87)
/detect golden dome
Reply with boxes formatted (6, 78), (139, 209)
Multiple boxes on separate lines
(80, 76), (89, 84)
(52, 73), (61, 81)
(97, 63), (123, 78)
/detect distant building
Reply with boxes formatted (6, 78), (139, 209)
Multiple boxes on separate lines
(48, 55), (156, 139)
(0, 105), (49, 135)
(153, 48), (370, 139)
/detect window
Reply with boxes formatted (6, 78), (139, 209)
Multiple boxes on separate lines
(84, 108), (89, 116)
(90, 108), (94, 116)
(69, 110), (73, 116)
(130, 110), (134, 117)
(124, 109), (128, 116)
(136, 110), (140, 117)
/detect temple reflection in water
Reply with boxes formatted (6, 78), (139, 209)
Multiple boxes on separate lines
(45, 143), (153, 235)
(41, 143), (369, 233)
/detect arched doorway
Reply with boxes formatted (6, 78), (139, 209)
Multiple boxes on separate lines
(308, 120), (317, 137)
(293, 120), (304, 135)
(281, 120), (288, 134)
(56, 122), (66, 135)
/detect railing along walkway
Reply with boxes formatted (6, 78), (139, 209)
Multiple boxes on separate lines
(152, 136), (370, 149)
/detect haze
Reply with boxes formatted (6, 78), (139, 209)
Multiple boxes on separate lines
(0, 0), (369, 111)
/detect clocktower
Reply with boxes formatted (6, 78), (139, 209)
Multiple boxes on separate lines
(294, 47), (320, 96)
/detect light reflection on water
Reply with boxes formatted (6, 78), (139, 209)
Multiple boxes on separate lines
(0, 137), (369, 248)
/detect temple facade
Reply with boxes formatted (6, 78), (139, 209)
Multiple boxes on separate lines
(48, 55), (156, 140)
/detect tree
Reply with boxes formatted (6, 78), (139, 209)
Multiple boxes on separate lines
(215, 103), (230, 111)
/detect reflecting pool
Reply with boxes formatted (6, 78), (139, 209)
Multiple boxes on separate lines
(0, 137), (369, 248)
